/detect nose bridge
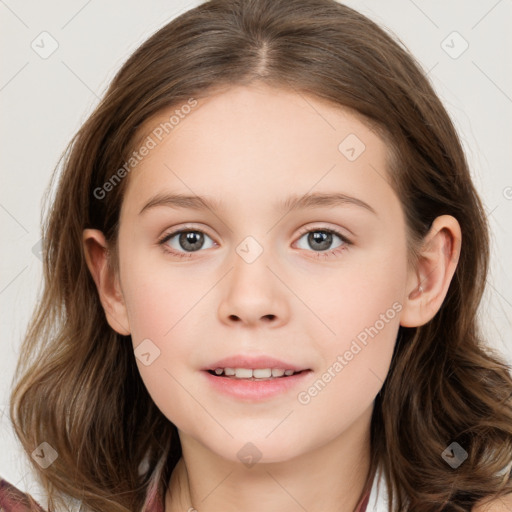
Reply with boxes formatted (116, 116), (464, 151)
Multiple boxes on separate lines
(217, 233), (288, 325)
(235, 234), (266, 266)
(230, 233), (272, 295)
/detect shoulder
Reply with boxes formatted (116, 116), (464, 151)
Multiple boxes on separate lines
(473, 493), (512, 512)
(0, 477), (46, 511)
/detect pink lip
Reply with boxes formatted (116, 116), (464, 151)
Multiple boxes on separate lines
(202, 369), (313, 401)
(203, 355), (309, 372)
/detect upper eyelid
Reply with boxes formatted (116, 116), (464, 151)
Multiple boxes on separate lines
(296, 225), (351, 239)
(159, 224), (216, 242)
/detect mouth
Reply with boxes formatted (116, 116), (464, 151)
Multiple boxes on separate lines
(202, 366), (313, 401)
(201, 355), (313, 400)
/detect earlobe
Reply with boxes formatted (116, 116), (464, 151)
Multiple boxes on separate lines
(82, 229), (131, 336)
(400, 215), (462, 328)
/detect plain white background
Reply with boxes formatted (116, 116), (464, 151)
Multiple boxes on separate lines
(1, 0), (511, 506)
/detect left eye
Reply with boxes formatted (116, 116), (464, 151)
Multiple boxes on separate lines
(295, 228), (348, 252)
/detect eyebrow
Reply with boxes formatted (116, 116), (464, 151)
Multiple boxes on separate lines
(139, 191), (377, 216)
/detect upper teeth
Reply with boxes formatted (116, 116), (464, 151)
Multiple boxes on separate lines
(213, 368), (297, 378)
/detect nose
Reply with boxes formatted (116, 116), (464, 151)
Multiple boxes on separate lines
(217, 246), (290, 328)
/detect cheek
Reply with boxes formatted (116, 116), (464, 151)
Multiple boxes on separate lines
(122, 272), (201, 427)
(120, 248), (206, 341)
(291, 280), (402, 452)
(301, 240), (406, 342)
(298, 243), (407, 398)
(119, 254), (212, 422)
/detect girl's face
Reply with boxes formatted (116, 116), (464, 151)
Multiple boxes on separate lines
(114, 83), (412, 462)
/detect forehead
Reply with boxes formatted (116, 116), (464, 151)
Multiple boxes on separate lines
(121, 83), (398, 220)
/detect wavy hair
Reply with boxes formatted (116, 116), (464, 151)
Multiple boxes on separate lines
(9, 0), (512, 510)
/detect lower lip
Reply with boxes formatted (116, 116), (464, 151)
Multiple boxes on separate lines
(202, 370), (312, 401)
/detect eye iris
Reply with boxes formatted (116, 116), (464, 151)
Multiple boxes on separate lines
(179, 231), (204, 251)
(309, 231), (332, 251)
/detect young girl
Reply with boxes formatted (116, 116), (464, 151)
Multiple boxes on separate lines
(3, 0), (512, 511)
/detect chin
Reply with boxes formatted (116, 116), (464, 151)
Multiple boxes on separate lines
(216, 437), (308, 466)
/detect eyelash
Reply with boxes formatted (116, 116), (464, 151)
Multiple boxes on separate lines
(157, 225), (352, 260)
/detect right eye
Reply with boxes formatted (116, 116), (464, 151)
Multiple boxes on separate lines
(158, 228), (217, 258)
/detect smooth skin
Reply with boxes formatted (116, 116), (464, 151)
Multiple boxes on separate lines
(82, 83), (508, 511)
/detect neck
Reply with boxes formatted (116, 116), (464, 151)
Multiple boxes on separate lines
(165, 405), (374, 512)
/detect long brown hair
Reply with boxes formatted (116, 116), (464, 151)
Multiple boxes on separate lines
(9, 0), (512, 510)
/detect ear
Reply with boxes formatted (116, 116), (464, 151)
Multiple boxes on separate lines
(82, 229), (130, 335)
(473, 493), (512, 511)
(400, 215), (462, 328)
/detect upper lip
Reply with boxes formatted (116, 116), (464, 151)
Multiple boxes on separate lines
(203, 355), (309, 372)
